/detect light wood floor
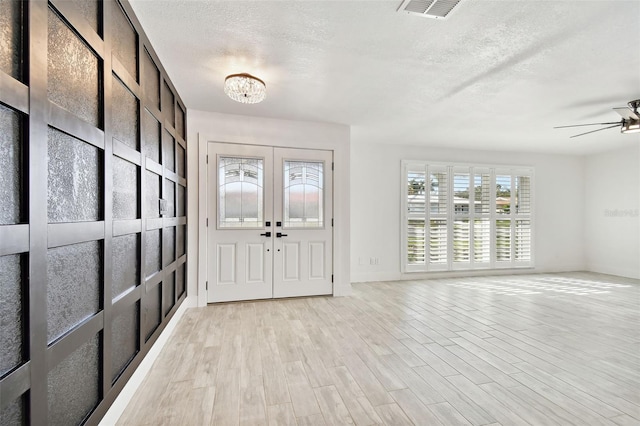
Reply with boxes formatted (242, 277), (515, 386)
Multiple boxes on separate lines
(117, 272), (640, 425)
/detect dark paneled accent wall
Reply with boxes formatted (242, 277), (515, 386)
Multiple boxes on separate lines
(0, 1), (188, 424)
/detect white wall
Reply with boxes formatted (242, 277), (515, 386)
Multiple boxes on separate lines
(351, 142), (586, 282)
(584, 144), (640, 279)
(186, 110), (351, 306)
(185, 111), (636, 288)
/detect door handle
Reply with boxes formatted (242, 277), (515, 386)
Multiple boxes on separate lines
(276, 232), (288, 238)
(260, 232), (271, 237)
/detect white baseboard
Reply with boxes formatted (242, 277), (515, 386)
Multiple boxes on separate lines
(351, 271), (403, 283)
(351, 265), (588, 283)
(99, 297), (195, 425)
(587, 263), (640, 280)
(333, 281), (353, 297)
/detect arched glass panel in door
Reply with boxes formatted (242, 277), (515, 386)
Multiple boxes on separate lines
(218, 157), (264, 228)
(283, 161), (323, 228)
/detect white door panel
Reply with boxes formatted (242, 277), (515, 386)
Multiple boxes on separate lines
(246, 243), (266, 283)
(207, 143), (332, 302)
(217, 243), (236, 284)
(282, 242), (300, 281)
(308, 242), (326, 280)
(207, 143), (273, 303)
(273, 148), (333, 298)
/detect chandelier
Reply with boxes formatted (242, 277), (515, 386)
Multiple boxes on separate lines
(224, 73), (266, 104)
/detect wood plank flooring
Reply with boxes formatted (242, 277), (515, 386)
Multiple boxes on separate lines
(116, 272), (640, 425)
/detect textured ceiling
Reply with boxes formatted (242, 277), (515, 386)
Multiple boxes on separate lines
(129, 0), (640, 155)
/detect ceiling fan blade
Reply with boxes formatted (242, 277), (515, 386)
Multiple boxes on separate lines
(613, 107), (640, 120)
(570, 124), (621, 138)
(554, 121), (620, 129)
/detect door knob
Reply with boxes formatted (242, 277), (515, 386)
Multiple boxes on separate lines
(276, 232), (288, 238)
(260, 232), (271, 237)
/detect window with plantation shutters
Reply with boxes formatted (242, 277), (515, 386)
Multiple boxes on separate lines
(402, 162), (533, 272)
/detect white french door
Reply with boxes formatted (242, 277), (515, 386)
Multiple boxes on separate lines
(207, 142), (333, 303)
(273, 148), (333, 298)
(206, 143), (274, 302)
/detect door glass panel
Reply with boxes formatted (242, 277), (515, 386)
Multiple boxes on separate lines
(218, 157), (264, 228)
(283, 161), (323, 228)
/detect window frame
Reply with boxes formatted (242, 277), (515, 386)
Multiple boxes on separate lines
(401, 160), (535, 273)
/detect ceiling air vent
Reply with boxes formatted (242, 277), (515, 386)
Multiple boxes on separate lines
(397, 0), (463, 19)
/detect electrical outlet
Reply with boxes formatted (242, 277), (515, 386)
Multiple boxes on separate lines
(370, 257), (375, 265)
(159, 198), (168, 215)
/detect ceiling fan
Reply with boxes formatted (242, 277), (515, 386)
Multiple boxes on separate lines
(555, 99), (640, 138)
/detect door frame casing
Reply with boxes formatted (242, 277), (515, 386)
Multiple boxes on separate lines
(197, 133), (350, 307)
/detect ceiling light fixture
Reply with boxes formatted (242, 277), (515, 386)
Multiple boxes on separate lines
(621, 119), (640, 134)
(224, 73), (266, 104)
(555, 99), (640, 138)
(621, 100), (640, 134)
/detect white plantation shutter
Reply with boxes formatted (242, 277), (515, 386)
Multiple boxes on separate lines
(407, 219), (426, 264)
(515, 175), (531, 214)
(429, 219), (448, 264)
(429, 169), (448, 215)
(495, 174), (512, 215)
(407, 171), (426, 215)
(495, 219), (511, 262)
(403, 162), (533, 272)
(428, 167), (448, 268)
(453, 219), (470, 262)
(452, 171), (471, 265)
(472, 171), (491, 267)
(474, 173), (491, 215)
(453, 173), (470, 214)
(473, 219), (490, 263)
(515, 219), (531, 261)
(492, 169), (534, 268)
(514, 174), (532, 263)
(405, 167), (427, 269)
